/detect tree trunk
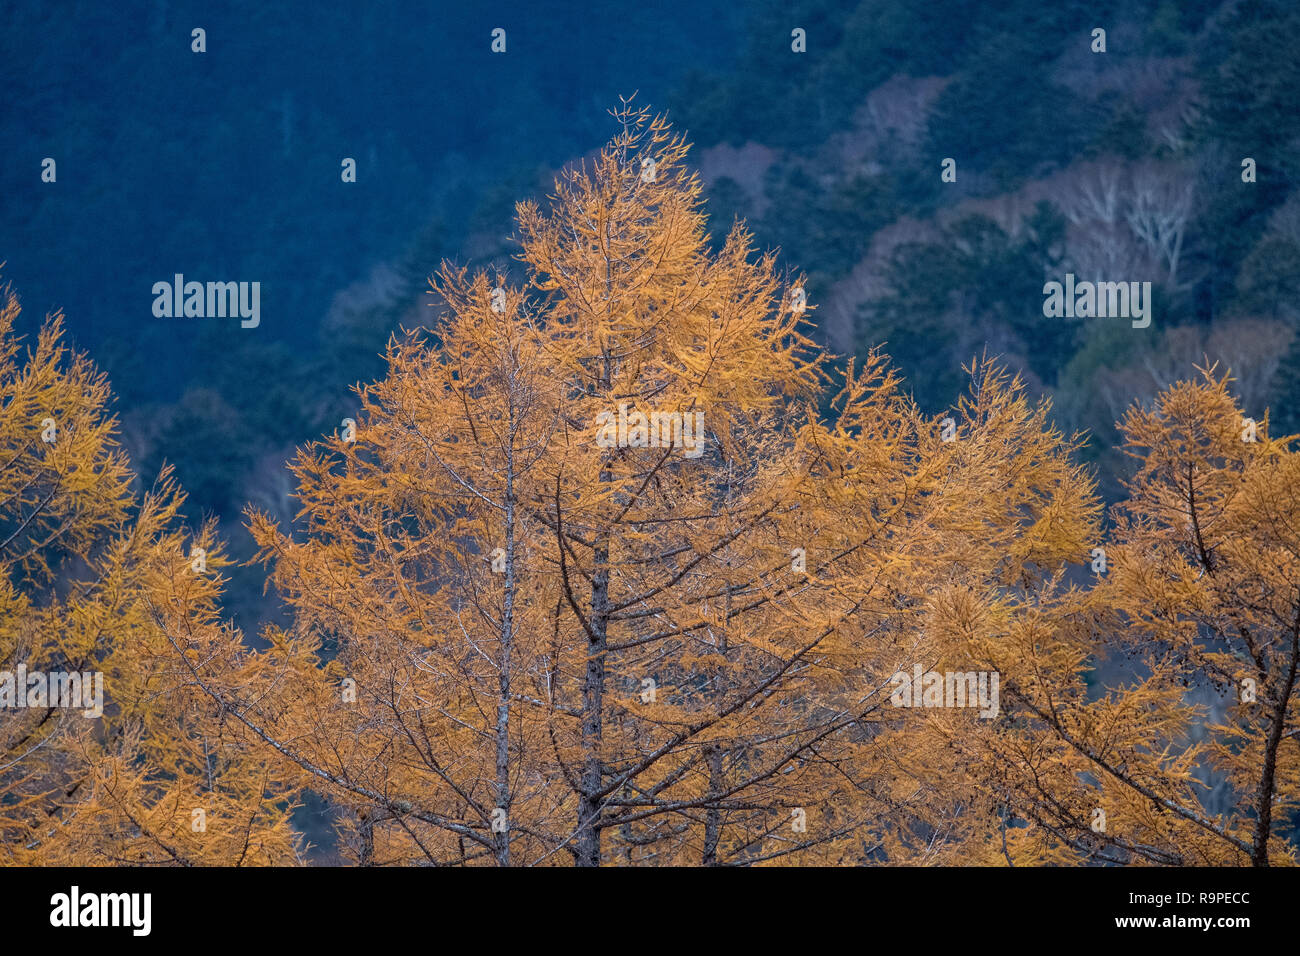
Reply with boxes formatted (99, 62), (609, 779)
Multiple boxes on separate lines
(577, 532), (610, 867)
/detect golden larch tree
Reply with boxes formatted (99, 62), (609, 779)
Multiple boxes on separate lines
(197, 106), (1109, 866)
(0, 284), (302, 865)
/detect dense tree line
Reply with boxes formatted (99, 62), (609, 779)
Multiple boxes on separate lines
(3, 110), (1296, 863)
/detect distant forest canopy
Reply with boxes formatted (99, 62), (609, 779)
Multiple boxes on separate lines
(3, 0), (1299, 628)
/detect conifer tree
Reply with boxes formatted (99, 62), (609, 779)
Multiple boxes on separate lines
(215, 106), (1105, 865)
(0, 284), (301, 865)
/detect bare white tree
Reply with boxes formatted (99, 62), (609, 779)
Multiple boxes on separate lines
(1057, 159), (1198, 293)
(1127, 161), (1194, 290)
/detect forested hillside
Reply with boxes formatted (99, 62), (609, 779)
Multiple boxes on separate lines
(6, 1), (1297, 624)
